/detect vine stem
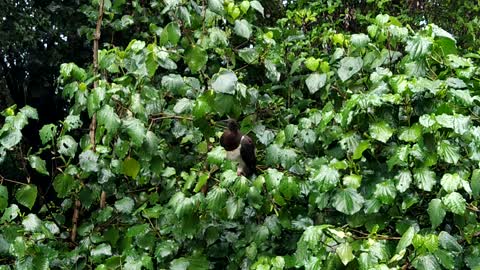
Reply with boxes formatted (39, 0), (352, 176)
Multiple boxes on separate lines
(0, 175), (27, 185)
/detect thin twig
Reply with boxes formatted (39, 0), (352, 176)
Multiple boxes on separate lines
(0, 175), (27, 185)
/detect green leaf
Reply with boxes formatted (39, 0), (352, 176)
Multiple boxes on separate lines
(353, 140), (370, 160)
(336, 243), (354, 265)
(39, 124), (57, 145)
(414, 167), (436, 191)
(208, 0), (224, 14)
(122, 117), (146, 146)
(304, 57), (320, 71)
(212, 70), (237, 94)
(185, 46), (208, 73)
(53, 173), (76, 198)
(206, 186), (227, 211)
(406, 35), (432, 58)
(440, 173), (461, 193)
(238, 47), (259, 63)
(472, 169), (480, 199)
(395, 170), (412, 193)
(0, 185), (8, 212)
(427, 199), (446, 229)
(57, 135), (78, 157)
(442, 192), (466, 215)
(234, 19), (252, 39)
(351, 33), (370, 48)
(160, 22), (181, 46)
(305, 73), (327, 94)
(28, 155), (49, 175)
(22, 213), (41, 232)
(338, 57), (363, 81)
(173, 98), (193, 114)
(115, 197), (135, 214)
(332, 188), (364, 215)
(439, 231), (463, 252)
(97, 105), (121, 134)
(250, 1), (264, 16)
(369, 121), (394, 143)
(412, 254), (441, 270)
(123, 157), (141, 178)
(398, 124), (422, 143)
(437, 140), (460, 164)
(15, 184), (37, 210)
(312, 165), (340, 192)
(374, 181), (396, 204)
(396, 226), (415, 253)
(79, 150), (99, 172)
(0, 129), (22, 149)
(226, 196), (244, 219)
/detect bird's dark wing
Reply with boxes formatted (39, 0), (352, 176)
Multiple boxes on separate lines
(240, 135), (256, 176)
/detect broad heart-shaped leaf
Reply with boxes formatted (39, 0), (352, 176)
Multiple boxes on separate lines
(173, 98), (193, 114)
(414, 167), (436, 191)
(412, 254), (441, 270)
(332, 188), (364, 215)
(238, 47), (259, 63)
(0, 185), (8, 211)
(122, 117), (146, 146)
(234, 19), (252, 39)
(406, 35), (432, 59)
(435, 114), (470, 135)
(396, 226), (415, 253)
(28, 155), (49, 176)
(442, 192), (466, 215)
(0, 129), (22, 149)
(352, 140), (370, 160)
(208, 0), (224, 14)
(160, 22), (181, 46)
(15, 184), (37, 210)
(369, 121), (394, 143)
(184, 46), (208, 73)
(374, 181), (396, 204)
(398, 124), (422, 142)
(336, 242), (355, 265)
(305, 73), (327, 94)
(114, 197), (135, 214)
(79, 150), (99, 172)
(97, 105), (121, 134)
(212, 70), (237, 94)
(122, 157), (140, 178)
(250, 0), (264, 16)
(53, 173), (76, 198)
(437, 140), (460, 164)
(439, 231), (463, 252)
(395, 170), (412, 192)
(57, 135), (78, 158)
(428, 199), (446, 229)
(440, 173), (461, 193)
(39, 124), (57, 145)
(338, 57), (363, 81)
(311, 165), (340, 192)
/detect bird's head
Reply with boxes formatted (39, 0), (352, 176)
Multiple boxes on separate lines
(220, 119), (239, 132)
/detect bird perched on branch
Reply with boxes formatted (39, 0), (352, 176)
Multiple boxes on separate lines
(220, 119), (256, 177)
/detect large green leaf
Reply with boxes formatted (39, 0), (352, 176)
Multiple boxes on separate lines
(442, 192), (466, 215)
(414, 167), (436, 191)
(53, 173), (76, 198)
(369, 121), (394, 143)
(437, 140), (460, 164)
(440, 173), (461, 193)
(184, 46), (208, 73)
(97, 105), (121, 134)
(122, 157), (141, 178)
(212, 70), (237, 94)
(234, 19), (252, 39)
(15, 185), (37, 210)
(332, 188), (364, 215)
(160, 22), (181, 46)
(427, 199), (446, 229)
(305, 73), (327, 94)
(28, 155), (49, 176)
(338, 57), (363, 81)
(312, 165), (340, 192)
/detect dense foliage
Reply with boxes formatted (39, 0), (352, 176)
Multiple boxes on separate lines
(1, 0), (480, 269)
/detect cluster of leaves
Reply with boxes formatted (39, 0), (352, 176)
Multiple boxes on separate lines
(1, 1), (480, 270)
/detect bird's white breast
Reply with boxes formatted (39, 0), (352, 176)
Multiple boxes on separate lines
(226, 136), (247, 175)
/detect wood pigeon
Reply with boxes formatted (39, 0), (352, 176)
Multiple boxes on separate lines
(220, 119), (256, 177)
